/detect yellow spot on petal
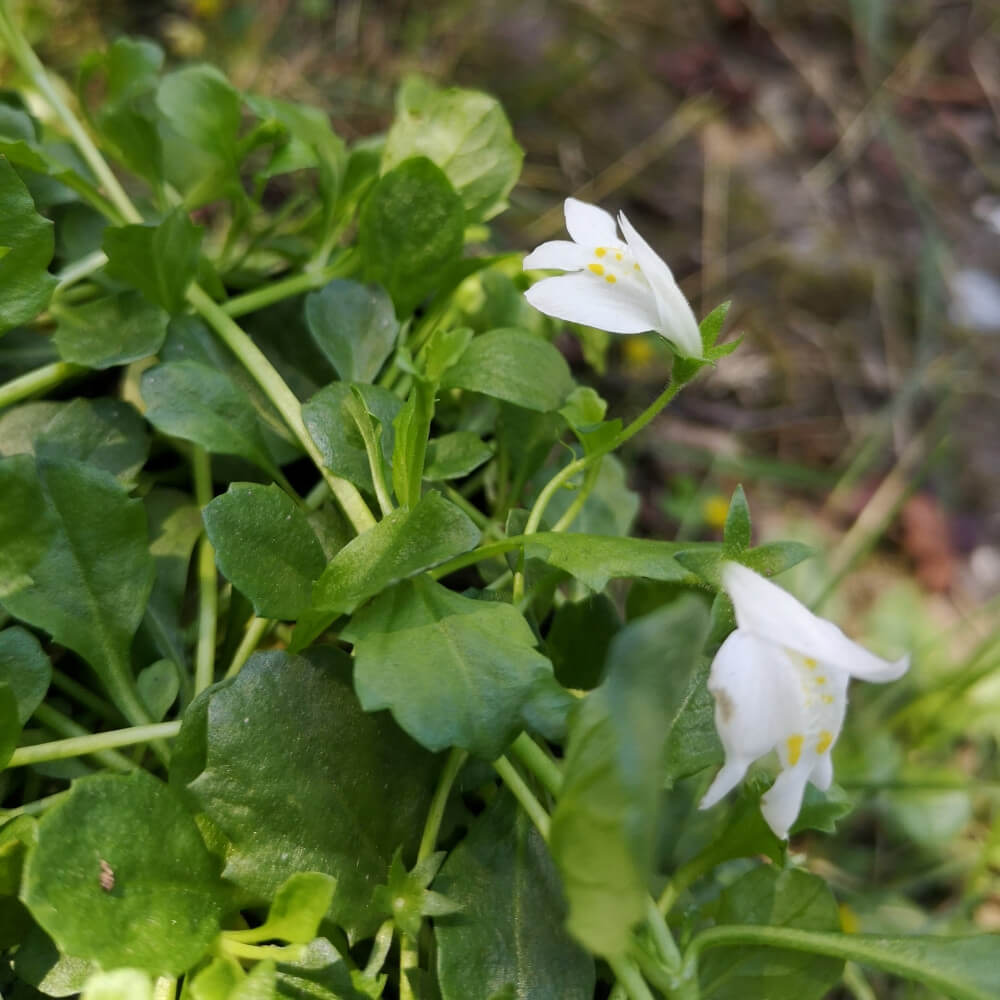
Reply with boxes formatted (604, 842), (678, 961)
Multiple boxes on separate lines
(588, 263), (605, 276)
(615, 252), (623, 261)
(605, 274), (617, 283)
(804, 657), (818, 669)
(815, 675), (826, 685)
(594, 247), (607, 258)
(786, 734), (803, 766)
(822, 694), (834, 704)
(633, 262), (640, 270)
(816, 730), (833, 754)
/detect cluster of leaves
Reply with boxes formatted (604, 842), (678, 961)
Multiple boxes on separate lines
(0, 14), (997, 1000)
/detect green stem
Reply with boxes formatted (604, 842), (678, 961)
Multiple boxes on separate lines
(221, 939), (305, 962)
(226, 617), (274, 679)
(524, 377), (684, 537)
(152, 976), (177, 1000)
(428, 536), (526, 581)
(510, 732), (561, 796)
(607, 956), (657, 1000)
(0, 362), (84, 410)
(221, 255), (356, 319)
(492, 755), (550, 839)
(193, 447), (218, 695)
(364, 919), (395, 979)
(550, 459), (603, 533)
(185, 283), (376, 534)
(442, 485), (490, 529)
(50, 668), (123, 724)
(0, 788), (69, 820)
(54, 249), (108, 293)
(12, 715), (180, 769)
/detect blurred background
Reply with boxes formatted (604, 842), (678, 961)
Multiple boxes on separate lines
(7, 0), (1000, 969)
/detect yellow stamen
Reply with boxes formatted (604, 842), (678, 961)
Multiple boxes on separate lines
(633, 263), (640, 270)
(816, 730), (833, 754)
(822, 694), (834, 704)
(804, 657), (818, 669)
(588, 263), (605, 276)
(605, 274), (617, 283)
(815, 675), (826, 685)
(786, 734), (803, 766)
(594, 247), (607, 258)
(615, 252), (623, 261)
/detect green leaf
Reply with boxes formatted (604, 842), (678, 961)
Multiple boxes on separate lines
(423, 431), (493, 481)
(522, 533), (712, 593)
(662, 659), (722, 786)
(390, 378), (435, 509)
(740, 540), (815, 579)
(261, 872), (339, 944)
(203, 483), (327, 621)
(305, 280), (399, 384)
(545, 594), (619, 691)
(441, 328), (574, 412)
(722, 485), (751, 555)
(435, 791), (594, 1000)
(294, 491), (480, 649)
(699, 867), (842, 1000)
(30, 397), (150, 486)
(0, 681), (18, 768)
(0, 625), (52, 725)
(0, 155), (56, 334)
(136, 658), (179, 721)
(81, 969), (154, 1000)
(372, 848), (456, 940)
(538, 453), (638, 536)
(184, 648), (439, 940)
(189, 957), (241, 1000)
(0, 454), (54, 599)
(0, 459), (155, 725)
(102, 208), (203, 313)
(382, 77), (523, 222)
(22, 770), (225, 975)
(142, 360), (279, 475)
(344, 576), (553, 758)
(359, 157), (465, 317)
(156, 65), (242, 206)
(52, 291), (169, 369)
(699, 300), (731, 351)
(560, 386), (607, 434)
(10, 923), (94, 996)
(304, 382), (402, 495)
(550, 598), (709, 957)
(275, 938), (366, 1000)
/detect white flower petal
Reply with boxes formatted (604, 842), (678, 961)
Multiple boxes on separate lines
(812, 753), (833, 791)
(699, 631), (805, 812)
(523, 240), (592, 272)
(618, 211), (702, 358)
(564, 197), (620, 246)
(760, 762), (813, 840)
(524, 272), (661, 334)
(721, 562), (909, 683)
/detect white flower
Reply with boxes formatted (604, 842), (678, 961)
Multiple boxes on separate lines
(522, 197), (703, 358)
(699, 562), (909, 840)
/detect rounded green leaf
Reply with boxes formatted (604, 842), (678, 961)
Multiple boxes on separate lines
(0, 156), (57, 334)
(136, 658), (179, 721)
(0, 625), (51, 725)
(184, 648), (439, 940)
(81, 969), (154, 1000)
(440, 328), (574, 412)
(344, 576), (554, 758)
(423, 431), (493, 481)
(435, 792), (593, 1000)
(203, 483), (327, 620)
(53, 291), (169, 369)
(383, 77), (523, 222)
(359, 157), (465, 318)
(22, 770), (225, 975)
(0, 453), (55, 599)
(305, 280), (399, 384)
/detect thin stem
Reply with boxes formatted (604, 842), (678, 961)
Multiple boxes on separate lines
(193, 448), (218, 695)
(550, 460), (603, 533)
(226, 617), (274, 679)
(11, 717), (180, 769)
(186, 283), (376, 534)
(0, 362), (84, 410)
(54, 249), (108, 293)
(418, 748), (467, 861)
(221, 939), (306, 962)
(492, 756), (550, 839)
(0, 788), (69, 820)
(152, 977), (177, 1000)
(607, 956), (657, 1000)
(510, 733), (561, 797)
(221, 255), (356, 319)
(524, 377), (684, 537)
(50, 668), (123, 724)
(0, 7), (140, 223)
(428, 536), (526, 581)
